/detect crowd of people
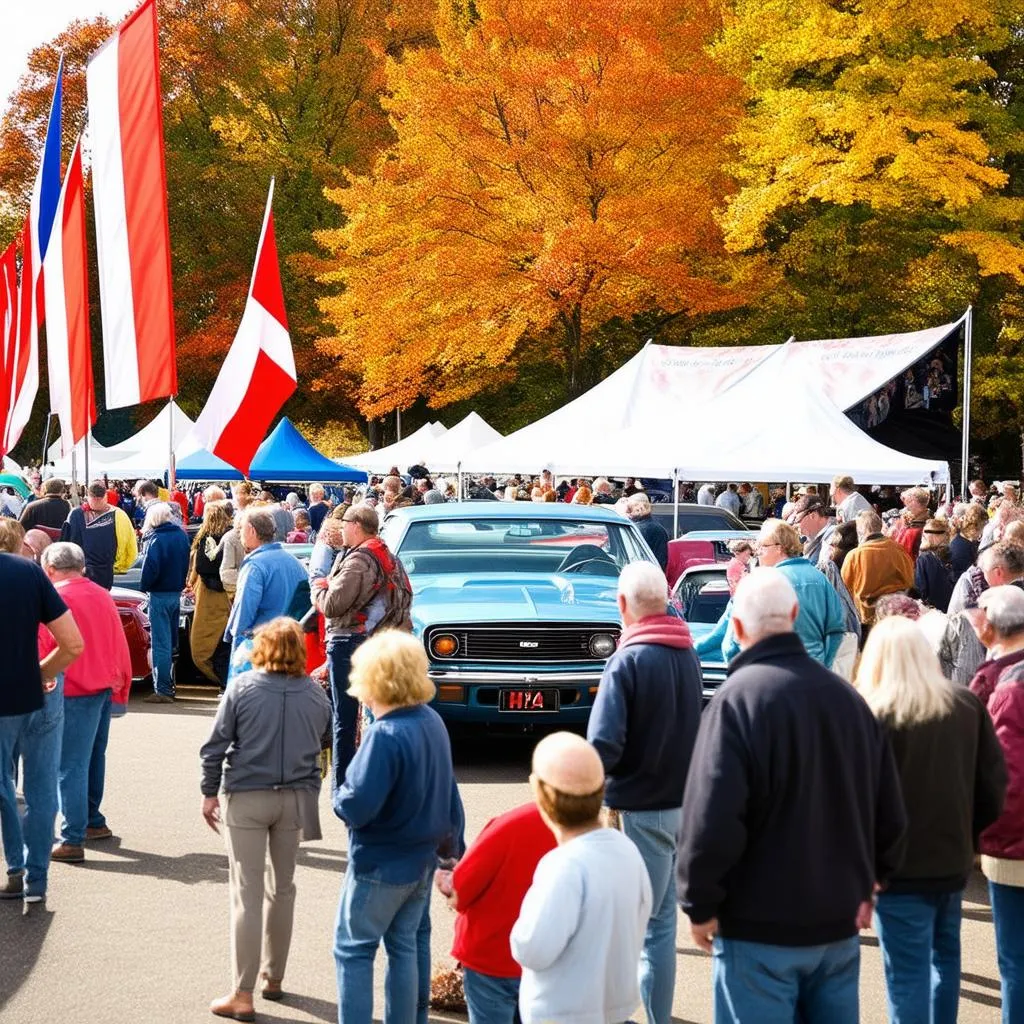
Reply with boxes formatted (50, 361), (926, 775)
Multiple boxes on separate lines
(3, 462), (1024, 1024)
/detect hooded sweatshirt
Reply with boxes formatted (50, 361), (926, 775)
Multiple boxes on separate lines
(587, 614), (702, 810)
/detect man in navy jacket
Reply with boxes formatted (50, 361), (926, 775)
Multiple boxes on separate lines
(625, 493), (669, 571)
(676, 567), (907, 1024)
(588, 561), (702, 1024)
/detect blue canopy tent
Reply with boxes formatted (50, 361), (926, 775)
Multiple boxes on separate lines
(175, 418), (367, 482)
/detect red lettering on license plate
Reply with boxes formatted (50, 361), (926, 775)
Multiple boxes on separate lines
(498, 688), (560, 712)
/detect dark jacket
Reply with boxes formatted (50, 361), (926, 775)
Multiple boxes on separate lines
(676, 632), (907, 947)
(950, 534), (979, 578)
(140, 522), (192, 593)
(914, 551), (955, 612)
(20, 493), (71, 531)
(587, 615), (701, 810)
(882, 688), (1005, 893)
(193, 528), (227, 592)
(632, 514), (669, 571)
(981, 663), (1024, 861)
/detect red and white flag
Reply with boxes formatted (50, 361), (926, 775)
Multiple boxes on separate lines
(87, 0), (177, 409)
(181, 180), (296, 475)
(7, 217), (38, 454)
(44, 138), (96, 457)
(0, 239), (17, 457)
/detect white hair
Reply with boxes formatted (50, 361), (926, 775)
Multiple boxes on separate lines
(732, 568), (798, 641)
(286, 492), (300, 507)
(979, 585), (1024, 637)
(618, 561), (668, 617)
(626, 493), (652, 516)
(142, 502), (172, 532)
(41, 541), (86, 574)
(309, 483), (325, 499)
(855, 616), (954, 727)
(203, 485), (226, 502)
(593, 476), (612, 494)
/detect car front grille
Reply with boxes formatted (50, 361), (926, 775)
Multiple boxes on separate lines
(426, 623), (620, 664)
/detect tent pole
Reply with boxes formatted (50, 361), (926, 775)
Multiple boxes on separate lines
(396, 408), (402, 442)
(457, 461), (463, 500)
(71, 449), (77, 503)
(672, 469), (679, 539)
(169, 396), (177, 491)
(84, 431), (90, 489)
(961, 307), (973, 499)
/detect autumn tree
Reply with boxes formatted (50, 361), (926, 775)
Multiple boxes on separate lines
(316, 0), (749, 419)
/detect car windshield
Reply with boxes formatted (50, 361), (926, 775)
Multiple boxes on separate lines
(396, 518), (652, 577)
(675, 571), (731, 624)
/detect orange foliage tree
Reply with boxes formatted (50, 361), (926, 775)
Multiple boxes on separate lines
(317, 0), (749, 418)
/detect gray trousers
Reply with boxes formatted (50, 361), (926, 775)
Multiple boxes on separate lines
(222, 789), (302, 992)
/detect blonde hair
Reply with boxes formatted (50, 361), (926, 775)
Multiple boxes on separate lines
(855, 616), (954, 728)
(759, 519), (802, 558)
(0, 518), (25, 554)
(250, 617), (307, 676)
(348, 630), (435, 707)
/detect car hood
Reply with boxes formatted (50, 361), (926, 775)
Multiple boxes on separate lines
(410, 572), (620, 630)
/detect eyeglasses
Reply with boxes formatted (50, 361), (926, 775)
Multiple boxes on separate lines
(758, 542), (781, 550)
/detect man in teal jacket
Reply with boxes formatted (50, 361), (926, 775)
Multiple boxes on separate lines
(698, 520), (845, 668)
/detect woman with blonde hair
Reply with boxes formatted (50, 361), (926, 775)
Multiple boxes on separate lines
(572, 484), (593, 505)
(855, 616), (1006, 1024)
(333, 629), (465, 1024)
(201, 617), (332, 1022)
(188, 501), (235, 687)
(950, 503), (987, 576)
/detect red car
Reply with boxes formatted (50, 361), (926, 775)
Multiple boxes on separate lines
(111, 585), (152, 681)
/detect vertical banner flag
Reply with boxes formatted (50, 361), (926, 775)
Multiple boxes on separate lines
(44, 138), (96, 457)
(181, 180), (296, 475)
(87, 0), (177, 408)
(0, 239), (17, 456)
(6, 60), (62, 453)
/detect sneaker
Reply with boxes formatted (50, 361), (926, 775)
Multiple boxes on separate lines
(0, 872), (24, 899)
(50, 843), (85, 863)
(23, 893), (45, 904)
(85, 826), (113, 841)
(143, 693), (175, 704)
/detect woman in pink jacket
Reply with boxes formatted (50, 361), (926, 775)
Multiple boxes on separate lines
(38, 542), (132, 865)
(982, 655), (1024, 1023)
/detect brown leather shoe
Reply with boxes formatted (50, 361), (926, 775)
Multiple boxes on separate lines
(0, 871), (24, 898)
(210, 993), (255, 1021)
(51, 843), (85, 863)
(85, 826), (113, 841)
(143, 693), (175, 704)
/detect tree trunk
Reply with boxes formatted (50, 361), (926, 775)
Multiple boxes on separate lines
(367, 417), (384, 450)
(560, 303), (584, 398)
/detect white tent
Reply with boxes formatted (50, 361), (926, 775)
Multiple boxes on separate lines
(48, 402), (195, 479)
(462, 324), (959, 484)
(341, 421), (447, 472)
(421, 412), (502, 473)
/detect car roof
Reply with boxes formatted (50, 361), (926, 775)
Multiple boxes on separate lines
(384, 501), (630, 524)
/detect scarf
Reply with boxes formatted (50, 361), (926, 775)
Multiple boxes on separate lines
(619, 613), (693, 651)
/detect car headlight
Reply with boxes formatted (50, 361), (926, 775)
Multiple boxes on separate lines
(430, 633), (459, 658)
(589, 633), (617, 658)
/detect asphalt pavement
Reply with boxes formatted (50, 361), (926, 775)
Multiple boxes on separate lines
(0, 684), (1003, 1024)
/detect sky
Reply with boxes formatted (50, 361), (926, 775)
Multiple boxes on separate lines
(0, 1), (132, 118)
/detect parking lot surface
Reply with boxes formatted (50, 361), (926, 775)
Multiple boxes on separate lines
(0, 685), (1003, 1023)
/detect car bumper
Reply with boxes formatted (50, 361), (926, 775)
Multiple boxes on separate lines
(427, 669), (603, 725)
(699, 660), (728, 701)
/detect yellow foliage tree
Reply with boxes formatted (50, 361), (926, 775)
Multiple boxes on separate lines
(316, 0), (749, 418)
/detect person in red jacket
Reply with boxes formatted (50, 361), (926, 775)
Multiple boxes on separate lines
(890, 487), (931, 560)
(437, 802), (556, 1023)
(982, 656), (1024, 1021)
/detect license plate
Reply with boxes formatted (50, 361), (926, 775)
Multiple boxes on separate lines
(498, 688), (560, 713)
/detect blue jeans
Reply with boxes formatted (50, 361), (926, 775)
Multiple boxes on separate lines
(327, 634), (367, 793)
(59, 690), (112, 845)
(0, 677), (64, 897)
(148, 590), (181, 696)
(463, 968), (519, 1024)
(621, 807), (681, 1024)
(990, 880), (1024, 1024)
(334, 864), (433, 1024)
(873, 890), (961, 1024)
(713, 935), (860, 1024)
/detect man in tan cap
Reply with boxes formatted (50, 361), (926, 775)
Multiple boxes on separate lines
(511, 732), (652, 1024)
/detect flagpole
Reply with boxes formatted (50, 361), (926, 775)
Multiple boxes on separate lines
(960, 306), (973, 500)
(169, 395), (177, 491)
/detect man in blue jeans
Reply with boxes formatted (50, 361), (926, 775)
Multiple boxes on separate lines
(139, 503), (191, 703)
(676, 568), (908, 1023)
(0, 524), (84, 906)
(587, 561), (702, 1024)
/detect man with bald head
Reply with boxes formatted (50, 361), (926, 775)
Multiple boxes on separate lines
(511, 732), (652, 1024)
(22, 529), (53, 563)
(676, 569), (907, 1024)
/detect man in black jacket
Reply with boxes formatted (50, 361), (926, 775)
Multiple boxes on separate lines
(587, 562), (702, 1024)
(676, 567), (907, 1024)
(626, 493), (669, 570)
(19, 478), (70, 533)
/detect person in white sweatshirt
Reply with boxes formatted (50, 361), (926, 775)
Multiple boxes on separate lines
(510, 732), (652, 1024)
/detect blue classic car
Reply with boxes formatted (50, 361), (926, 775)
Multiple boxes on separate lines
(378, 502), (660, 726)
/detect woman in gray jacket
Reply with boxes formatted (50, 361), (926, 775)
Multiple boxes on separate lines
(201, 617), (332, 1022)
